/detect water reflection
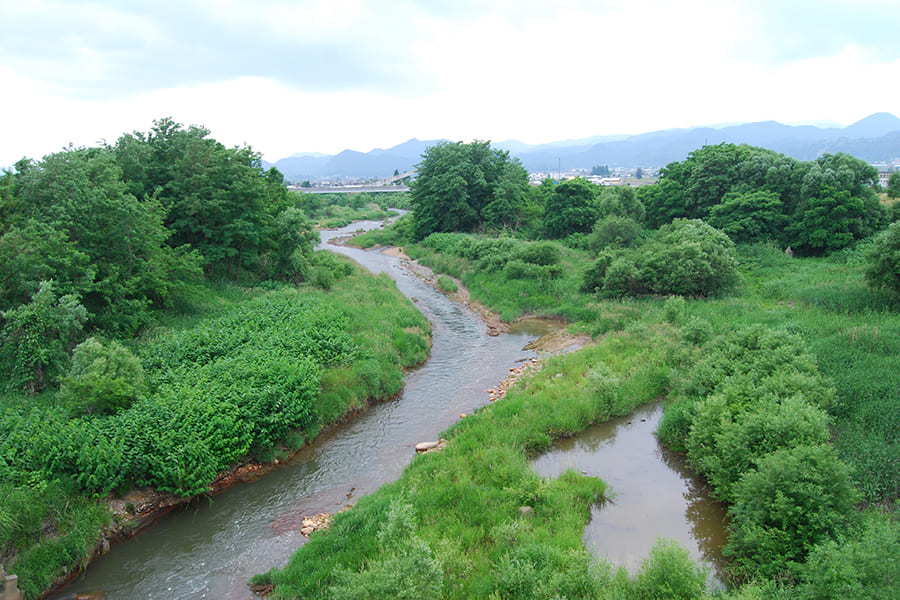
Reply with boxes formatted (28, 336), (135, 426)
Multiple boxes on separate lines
(531, 403), (728, 583)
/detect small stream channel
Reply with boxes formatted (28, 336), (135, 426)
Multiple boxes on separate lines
(50, 217), (728, 599)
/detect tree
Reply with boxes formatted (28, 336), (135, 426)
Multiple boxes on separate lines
(590, 164), (610, 177)
(636, 219), (739, 297)
(707, 189), (785, 244)
(1, 281), (87, 393)
(542, 177), (599, 238)
(887, 171), (900, 199)
(864, 222), (900, 296)
(14, 146), (202, 333)
(726, 444), (859, 580)
(635, 167), (644, 179)
(788, 186), (880, 255)
(410, 141), (528, 239)
(266, 206), (319, 282)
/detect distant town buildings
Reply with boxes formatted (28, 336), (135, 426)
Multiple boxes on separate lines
(871, 161), (900, 188)
(527, 166), (659, 186)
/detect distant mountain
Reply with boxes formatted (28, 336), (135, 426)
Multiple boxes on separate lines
(273, 138), (443, 181)
(272, 113), (900, 180)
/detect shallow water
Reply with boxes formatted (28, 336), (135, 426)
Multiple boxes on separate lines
(51, 220), (728, 598)
(531, 403), (729, 581)
(51, 220), (540, 600)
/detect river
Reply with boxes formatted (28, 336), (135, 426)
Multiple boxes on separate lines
(51, 218), (727, 599)
(51, 220), (542, 600)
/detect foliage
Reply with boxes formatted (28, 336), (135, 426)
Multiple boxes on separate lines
(641, 144), (884, 253)
(1, 281), (87, 393)
(797, 512), (900, 600)
(329, 500), (443, 599)
(589, 215), (642, 251)
(410, 141), (529, 239)
(589, 219), (739, 298)
(542, 178), (599, 239)
(7, 146), (204, 335)
(707, 189), (785, 244)
(864, 221), (900, 296)
(787, 187), (879, 255)
(58, 337), (146, 416)
(726, 444), (860, 580)
(887, 171), (900, 199)
(631, 538), (708, 600)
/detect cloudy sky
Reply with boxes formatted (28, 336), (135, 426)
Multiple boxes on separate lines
(2, 0), (899, 166)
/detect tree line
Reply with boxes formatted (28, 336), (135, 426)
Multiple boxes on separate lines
(1, 118), (318, 393)
(406, 140), (899, 299)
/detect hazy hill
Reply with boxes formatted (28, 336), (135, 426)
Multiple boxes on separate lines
(272, 113), (900, 181)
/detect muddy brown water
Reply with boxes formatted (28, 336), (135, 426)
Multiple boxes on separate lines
(531, 403), (729, 583)
(49, 218), (728, 599)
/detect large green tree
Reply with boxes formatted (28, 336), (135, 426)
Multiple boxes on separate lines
(10, 147), (202, 334)
(410, 141), (528, 239)
(114, 118), (292, 277)
(542, 177), (600, 239)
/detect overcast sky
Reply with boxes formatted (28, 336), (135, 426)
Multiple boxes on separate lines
(2, 0), (899, 166)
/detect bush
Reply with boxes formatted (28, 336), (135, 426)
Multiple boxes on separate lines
(864, 221), (900, 296)
(632, 538), (708, 600)
(58, 337), (146, 415)
(637, 219), (739, 297)
(726, 444), (860, 580)
(798, 513), (900, 600)
(516, 241), (561, 266)
(589, 215), (642, 251)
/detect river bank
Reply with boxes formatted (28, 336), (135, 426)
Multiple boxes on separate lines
(45, 222), (548, 600)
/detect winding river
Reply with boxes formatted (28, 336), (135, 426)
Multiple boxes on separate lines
(51, 218), (727, 599)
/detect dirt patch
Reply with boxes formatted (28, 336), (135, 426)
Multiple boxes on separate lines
(525, 330), (593, 354)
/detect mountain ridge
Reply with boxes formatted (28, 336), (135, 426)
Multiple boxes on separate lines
(270, 113), (900, 181)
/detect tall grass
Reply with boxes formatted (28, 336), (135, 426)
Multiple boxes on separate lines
(261, 324), (679, 599)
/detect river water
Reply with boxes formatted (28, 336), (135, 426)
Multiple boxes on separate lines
(51, 218), (727, 599)
(51, 220), (542, 600)
(532, 403), (729, 583)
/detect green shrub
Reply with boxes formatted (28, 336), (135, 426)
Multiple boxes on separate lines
(636, 219), (739, 297)
(726, 444), (860, 580)
(437, 275), (458, 293)
(58, 337), (146, 416)
(798, 513), (900, 600)
(864, 221), (900, 296)
(631, 538), (708, 600)
(589, 215), (642, 251)
(516, 241), (561, 266)
(328, 499), (443, 600)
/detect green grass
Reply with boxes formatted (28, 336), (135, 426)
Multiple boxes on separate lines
(262, 324), (679, 599)
(0, 254), (430, 598)
(256, 233), (900, 598)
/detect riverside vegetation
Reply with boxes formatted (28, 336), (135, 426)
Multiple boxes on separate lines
(258, 141), (900, 599)
(3, 126), (899, 598)
(0, 120), (429, 598)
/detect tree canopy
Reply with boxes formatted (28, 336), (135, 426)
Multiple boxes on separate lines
(639, 143), (884, 253)
(0, 118), (318, 392)
(409, 141), (529, 239)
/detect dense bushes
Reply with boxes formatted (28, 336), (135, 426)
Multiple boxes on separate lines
(585, 219), (739, 298)
(864, 221), (900, 296)
(659, 326), (858, 581)
(420, 233), (564, 282)
(639, 144), (884, 253)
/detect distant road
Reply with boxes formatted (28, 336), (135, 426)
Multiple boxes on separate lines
(292, 186), (410, 194)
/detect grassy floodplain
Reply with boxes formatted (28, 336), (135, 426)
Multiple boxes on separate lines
(262, 228), (900, 599)
(0, 254), (430, 599)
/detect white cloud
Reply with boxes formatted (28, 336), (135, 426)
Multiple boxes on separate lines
(1, 0), (899, 167)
